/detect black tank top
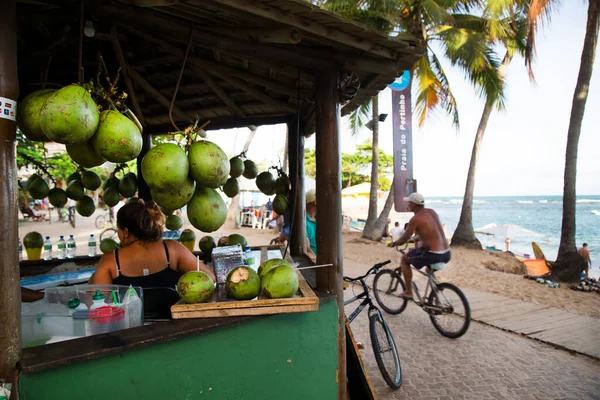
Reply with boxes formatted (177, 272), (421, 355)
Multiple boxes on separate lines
(112, 241), (181, 289)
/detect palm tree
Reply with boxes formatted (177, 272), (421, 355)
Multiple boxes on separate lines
(451, 4), (531, 249)
(324, 0), (504, 241)
(546, 0), (599, 281)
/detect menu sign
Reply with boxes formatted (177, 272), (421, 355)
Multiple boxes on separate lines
(0, 97), (17, 121)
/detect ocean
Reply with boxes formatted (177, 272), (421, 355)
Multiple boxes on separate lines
(427, 195), (600, 263)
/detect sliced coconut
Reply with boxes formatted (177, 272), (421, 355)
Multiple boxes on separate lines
(230, 267), (249, 283)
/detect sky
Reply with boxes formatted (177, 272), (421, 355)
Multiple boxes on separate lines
(206, 2), (600, 197)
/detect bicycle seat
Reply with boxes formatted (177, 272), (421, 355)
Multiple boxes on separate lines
(429, 262), (446, 272)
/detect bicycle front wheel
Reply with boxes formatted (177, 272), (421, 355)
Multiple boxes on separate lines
(369, 310), (402, 389)
(427, 282), (471, 339)
(95, 215), (106, 229)
(373, 269), (408, 315)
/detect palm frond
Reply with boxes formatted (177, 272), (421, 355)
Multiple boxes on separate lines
(526, 0), (557, 78)
(349, 100), (372, 136)
(429, 50), (460, 128)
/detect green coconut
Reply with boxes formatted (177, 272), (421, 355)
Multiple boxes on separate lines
(199, 236), (216, 254)
(165, 214), (183, 231)
(242, 160), (258, 179)
(226, 267), (261, 300)
(103, 187), (120, 207)
(92, 110), (142, 163)
(118, 173), (137, 198)
(188, 141), (230, 188)
(229, 157), (245, 178)
(17, 89), (55, 142)
(102, 176), (120, 190)
(23, 231), (44, 249)
(256, 171), (275, 194)
(228, 233), (247, 249)
(274, 175), (290, 195)
(39, 85), (100, 144)
(81, 171), (101, 191)
(186, 187), (227, 233)
(273, 194), (289, 215)
(217, 236), (229, 247)
(258, 258), (291, 278)
(150, 177), (195, 214)
(222, 178), (239, 198)
(66, 180), (85, 201)
(28, 177), (49, 200)
(261, 265), (299, 299)
(66, 141), (106, 168)
(76, 195), (96, 217)
(177, 271), (215, 304)
(25, 174), (42, 191)
(67, 172), (82, 183)
(100, 238), (120, 253)
(142, 143), (189, 191)
(48, 188), (68, 208)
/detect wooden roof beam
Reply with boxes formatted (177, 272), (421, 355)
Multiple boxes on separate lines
(193, 67), (246, 118)
(204, 0), (397, 59)
(202, 27), (302, 45)
(119, 27), (308, 99)
(127, 67), (191, 123)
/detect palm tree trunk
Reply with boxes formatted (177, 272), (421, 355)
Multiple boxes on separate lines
(225, 127), (257, 229)
(282, 125), (289, 173)
(451, 52), (513, 249)
(363, 182), (394, 241)
(362, 95), (379, 238)
(552, 0), (599, 282)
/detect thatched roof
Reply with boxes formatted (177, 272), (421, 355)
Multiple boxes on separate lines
(16, 0), (422, 134)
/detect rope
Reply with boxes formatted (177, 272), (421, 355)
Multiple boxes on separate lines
(169, 26), (193, 131)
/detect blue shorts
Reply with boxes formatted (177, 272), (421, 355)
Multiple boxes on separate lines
(407, 247), (451, 269)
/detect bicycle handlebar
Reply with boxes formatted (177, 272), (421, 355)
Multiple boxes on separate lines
(343, 260), (391, 282)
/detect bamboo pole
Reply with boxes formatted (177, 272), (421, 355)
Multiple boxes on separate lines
(193, 67), (246, 117)
(0, 1), (21, 396)
(288, 118), (306, 257)
(127, 67), (191, 123)
(110, 25), (146, 126)
(314, 69), (345, 399)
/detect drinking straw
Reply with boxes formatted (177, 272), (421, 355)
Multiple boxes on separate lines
(112, 290), (118, 305)
(196, 256), (200, 271)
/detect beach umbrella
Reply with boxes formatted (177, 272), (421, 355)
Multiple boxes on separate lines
(474, 223), (544, 239)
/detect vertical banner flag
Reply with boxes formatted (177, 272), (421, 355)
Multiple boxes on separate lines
(389, 71), (415, 212)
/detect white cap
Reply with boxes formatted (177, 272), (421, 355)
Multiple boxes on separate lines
(403, 192), (425, 205)
(306, 189), (316, 204)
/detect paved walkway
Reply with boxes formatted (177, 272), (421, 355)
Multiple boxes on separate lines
(462, 288), (600, 359)
(343, 263), (600, 399)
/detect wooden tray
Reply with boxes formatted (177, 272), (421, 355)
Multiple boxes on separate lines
(171, 270), (319, 319)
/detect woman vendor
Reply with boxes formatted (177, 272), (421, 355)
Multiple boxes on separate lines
(91, 200), (215, 286)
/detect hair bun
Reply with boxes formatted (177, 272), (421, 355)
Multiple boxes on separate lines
(144, 201), (166, 225)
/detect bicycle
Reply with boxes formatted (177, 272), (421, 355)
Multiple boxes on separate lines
(373, 245), (471, 339)
(344, 260), (402, 390)
(95, 207), (115, 230)
(99, 226), (118, 242)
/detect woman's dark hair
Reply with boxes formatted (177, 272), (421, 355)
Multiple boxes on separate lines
(116, 199), (165, 241)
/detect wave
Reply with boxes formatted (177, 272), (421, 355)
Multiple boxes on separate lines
(449, 200), (463, 204)
(428, 200), (443, 203)
(592, 210), (600, 216)
(473, 200), (488, 204)
(518, 201), (534, 204)
(538, 200), (548, 203)
(577, 199), (600, 203)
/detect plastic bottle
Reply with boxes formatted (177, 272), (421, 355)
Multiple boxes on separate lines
(68, 298), (90, 337)
(122, 285), (143, 329)
(244, 246), (255, 266)
(67, 234), (76, 258)
(90, 290), (106, 310)
(57, 236), (67, 259)
(18, 238), (22, 262)
(88, 234), (97, 257)
(43, 236), (53, 260)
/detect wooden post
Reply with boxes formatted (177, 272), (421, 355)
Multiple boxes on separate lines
(288, 118), (306, 257)
(0, 0), (21, 395)
(314, 69), (345, 399)
(137, 133), (152, 202)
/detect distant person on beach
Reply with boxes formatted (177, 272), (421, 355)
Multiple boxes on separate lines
(388, 193), (449, 300)
(390, 222), (403, 243)
(382, 219), (391, 239)
(578, 243), (592, 278)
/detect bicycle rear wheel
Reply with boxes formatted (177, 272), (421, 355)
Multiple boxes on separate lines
(95, 215), (106, 229)
(100, 227), (118, 242)
(427, 282), (471, 339)
(369, 310), (402, 389)
(373, 269), (408, 315)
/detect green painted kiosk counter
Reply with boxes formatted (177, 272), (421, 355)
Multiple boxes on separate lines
(19, 290), (338, 400)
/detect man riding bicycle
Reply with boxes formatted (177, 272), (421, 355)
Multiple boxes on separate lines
(388, 193), (450, 300)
